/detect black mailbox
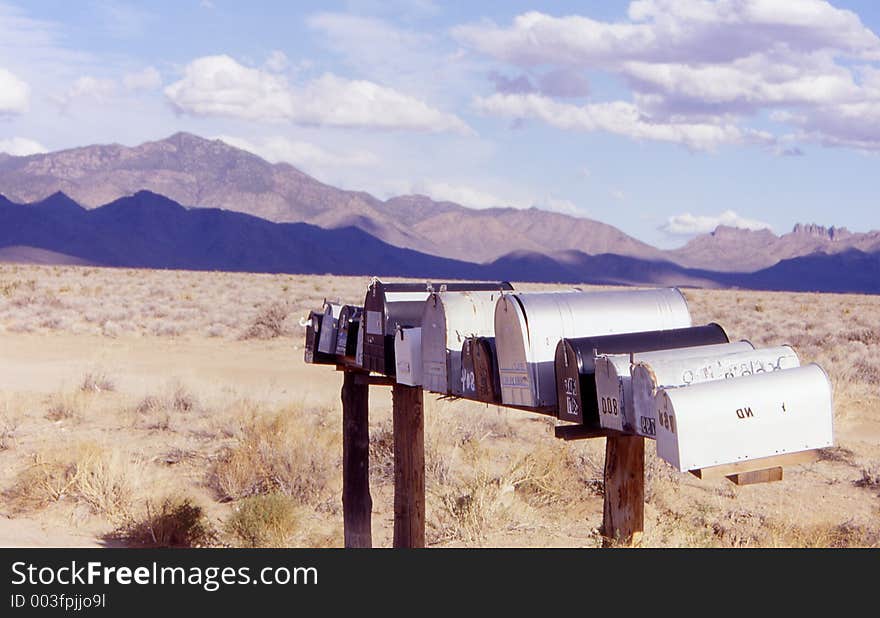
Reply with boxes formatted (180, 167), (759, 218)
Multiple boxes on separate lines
(304, 310), (337, 365)
(335, 305), (363, 363)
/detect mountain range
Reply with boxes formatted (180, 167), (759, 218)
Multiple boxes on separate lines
(0, 132), (878, 293)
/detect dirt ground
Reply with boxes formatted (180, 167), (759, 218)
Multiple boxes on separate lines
(0, 264), (877, 548)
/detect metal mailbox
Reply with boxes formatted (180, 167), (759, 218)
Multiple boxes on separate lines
(594, 340), (758, 435)
(335, 305), (363, 362)
(362, 279), (511, 376)
(304, 310), (336, 365)
(654, 364), (833, 472)
(555, 323), (731, 425)
(495, 288), (693, 410)
(422, 289), (512, 395)
(317, 302), (343, 355)
(394, 327), (423, 386)
(630, 345), (800, 439)
(461, 337), (502, 403)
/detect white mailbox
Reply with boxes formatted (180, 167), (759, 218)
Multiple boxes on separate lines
(317, 302), (343, 355)
(631, 345), (800, 439)
(421, 289), (509, 395)
(394, 327), (423, 386)
(595, 341), (756, 434)
(494, 288), (692, 409)
(654, 364), (833, 472)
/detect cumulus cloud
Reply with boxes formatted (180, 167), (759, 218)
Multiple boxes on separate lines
(123, 66), (161, 91)
(215, 135), (378, 170)
(66, 76), (117, 101)
(661, 209), (773, 236)
(0, 137), (48, 156)
(411, 179), (580, 214)
(455, 2), (880, 151)
(264, 50), (289, 73)
(0, 68), (30, 114)
(165, 55), (471, 133)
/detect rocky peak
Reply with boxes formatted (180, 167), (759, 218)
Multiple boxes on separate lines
(791, 223), (852, 241)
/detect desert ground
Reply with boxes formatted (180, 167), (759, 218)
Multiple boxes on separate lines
(0, 264), (877, 548)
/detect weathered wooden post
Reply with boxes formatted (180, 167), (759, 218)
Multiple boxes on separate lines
(392, 383), (425, 548)
(602, 434), (645, 547)
(341, 369), (372, 548)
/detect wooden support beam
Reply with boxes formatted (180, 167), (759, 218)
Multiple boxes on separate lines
(354, 374), (396, 387)
(555, 425), (615, 441)
(341, 370), (372, 548)
(602, 434), (645, 548)
(392, 383), (426, 548)
(727, 467), (784, 486)
(690, 450), (819, 482)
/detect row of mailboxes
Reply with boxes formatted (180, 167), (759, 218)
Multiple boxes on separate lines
(495, 288), (693, 410)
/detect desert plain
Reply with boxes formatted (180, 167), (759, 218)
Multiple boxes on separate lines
(0, 263), (878, 548)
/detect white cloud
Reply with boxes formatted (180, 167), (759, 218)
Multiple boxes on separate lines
(610, 189), (626, 201)
(456, 2), (880, 151)
(215, 135), (378, 171)
(0, 137), (47, 156)
(93, 1), (156, 39)
(264, 50), (289, 73)
(474, 93), (746, 151)
(123, 66), (161, 91)
(199, 0), (215, 8)
(0, 67), (30, 114)
(165, 55), (471, 133)
(410, 179), (580, 214)
(661, 209), (773, 236)
(66, 76), (117, 102)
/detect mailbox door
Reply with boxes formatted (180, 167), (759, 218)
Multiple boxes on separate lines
(318, 303), (343, 354)
(633, 345), (800, 440)
(395, 327), (423, 386)
(460, 339), (478, 398)
(421, 295), (449, 394)
(595, 355), (632, 433)
(655, 364), (833, 472)
(473, 337), (501, 404)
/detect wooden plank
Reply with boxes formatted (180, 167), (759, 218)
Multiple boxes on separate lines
(392, 383), (426, 548)
(602, 434), (645, 547)
(353, 373), (396, 387)
(727, 467), (784, 486)
(341, 370), (372, 548)
(555, 425), (616, 441)
(690, 450), (819, 481)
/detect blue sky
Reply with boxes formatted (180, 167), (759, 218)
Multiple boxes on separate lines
(1, 1), (879, 248)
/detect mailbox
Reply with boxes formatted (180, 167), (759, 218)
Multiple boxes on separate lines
(495, 288), (693, 410)
(422, 288), (512, 395)
(555, 323), (732, 425)
(304, 310), (336, 365)
(335, 305), (363, 362)
(394, 327), (423, 386)
(654, 364), (833, 472)
(461, 337), (502, 403)
(594, 341), (758, 434)
(317, 302), (343, 355)
(362, 279), (511, 376)
(631, 345), (800, 439)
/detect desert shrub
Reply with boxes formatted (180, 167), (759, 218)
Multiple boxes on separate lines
(45, 393), (82, 421)
(0, 413), (19, 450)
(369, 420), (395, 484)
(854, 464), (880, 490)
(210, 408), (339, 509)
(513, 442), (604, 508)
(133, 384), (199, 431)
(118, 497), (217, 547)
(80, 371), (115, 393)
(5, 444), (137, 522)
(240, 302), (290, 339)
(224, 494), (299, 548)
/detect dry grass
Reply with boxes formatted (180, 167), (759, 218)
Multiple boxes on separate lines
(0, 264), (878, 547)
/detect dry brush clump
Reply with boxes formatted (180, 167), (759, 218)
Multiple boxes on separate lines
(223, 493), (301, 548)
(114, 497), (218, 548)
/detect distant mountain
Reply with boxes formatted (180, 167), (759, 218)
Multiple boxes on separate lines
(1, 191), (878, 294)
(0, 133), (667, 264)
(669, 223), (880, 272)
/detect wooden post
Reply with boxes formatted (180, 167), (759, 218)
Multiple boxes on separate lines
(392, 383), (426, 548)
(602, 434), (645, 547)
(341, 370), (372, 548)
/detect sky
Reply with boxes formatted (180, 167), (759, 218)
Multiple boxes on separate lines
(1, 0), (879, 248)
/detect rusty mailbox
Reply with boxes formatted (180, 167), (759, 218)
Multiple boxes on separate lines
(394, 327), (423, 386)
(654, 364), (833, 472)
(421, 287), (512, 395)
(317, 301), (343, 355)
(335, 305), (363, 363)
(304, 310), (336, 365)
(555, 324), (731, 426)
(594, 340), (763, 435)
(461, 337), (502, 403)
(629, 344), (800, 439)
(361, 279), (511, 376)
(495, 288), (693, 410)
